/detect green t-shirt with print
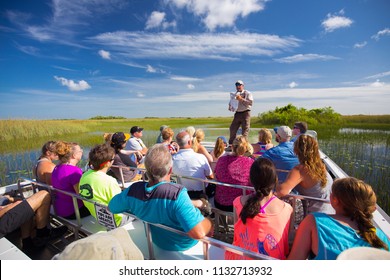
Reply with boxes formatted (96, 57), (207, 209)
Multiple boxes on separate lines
(79, 169), (123, 226)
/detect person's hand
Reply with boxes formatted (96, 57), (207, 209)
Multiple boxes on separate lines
(236, 95), (243, 101)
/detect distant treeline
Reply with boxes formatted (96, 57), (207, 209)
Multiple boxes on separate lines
(256, 104), (390, 130)
(257, 104), (343, 126)
(1, 105), (389, 142)
(89, 115), (126, 120)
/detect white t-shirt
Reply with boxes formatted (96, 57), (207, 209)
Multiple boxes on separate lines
(172, 149), (213, 192)
(126, 137), (146, 151)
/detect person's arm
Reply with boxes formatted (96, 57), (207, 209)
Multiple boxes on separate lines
(73, 183), (79, 194)
(236, 91), (253, 106)
(187, 217), (212, 239)
(120, 153), (137, 168)
(287, 214), (316, 260)
(275, 166), (302, 197)
(198, 144), (213, 163)
(120, 149), (142, 157)
(108, 189), (129, 214)
(0, 200), (22, 218)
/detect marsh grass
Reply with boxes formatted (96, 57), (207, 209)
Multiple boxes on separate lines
(1, 117), (389, 214)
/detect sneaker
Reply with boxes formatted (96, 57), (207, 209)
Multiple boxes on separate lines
(33, 225), (68, 247)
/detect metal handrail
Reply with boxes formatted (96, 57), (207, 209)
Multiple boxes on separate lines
(17, 178), (277, 260)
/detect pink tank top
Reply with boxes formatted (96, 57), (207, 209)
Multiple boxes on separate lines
(225, 195), (293, 260)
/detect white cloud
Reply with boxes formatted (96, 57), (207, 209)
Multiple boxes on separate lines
(146, 11), (165, 29)
(145, 11), (176, 30)
(98, 49), (111, 60)
(275, 54), (339, 63)
(169, 0), (267, 31)
(137, 92), (145, 98)
(90, 31), (301, 60)
(171, 76), (202, 82)
(146, 65), (157, 73)
(371, 28), (390, 40)
(187, 84), (195, 89)
(370, 79), (385, 87)
(54, 76), (91, 91)
(354, 41), (367, 49)
(365, 71), (390, 80)
(321, 10), (353, 32)
(6, 0), (128, 47)
(289, 81), (298, 88)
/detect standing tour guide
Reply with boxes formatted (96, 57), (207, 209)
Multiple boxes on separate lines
(228, 80), (253, 144)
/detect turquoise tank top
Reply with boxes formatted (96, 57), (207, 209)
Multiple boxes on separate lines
(312, 212), (390, 260)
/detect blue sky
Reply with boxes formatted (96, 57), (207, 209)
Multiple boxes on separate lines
(1, 0), (389, 119)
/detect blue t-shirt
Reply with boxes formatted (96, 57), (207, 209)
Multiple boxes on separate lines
(313, 212), (390, 260)
(108, 181), (204, 251)
(262, 142), (299, 183)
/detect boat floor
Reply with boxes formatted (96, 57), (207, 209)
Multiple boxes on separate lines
(4, 223), (79, 260)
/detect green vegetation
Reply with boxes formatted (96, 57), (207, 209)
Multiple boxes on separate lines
(0, 109), (389, 214)
(256, 104), (343, 127)
(89, 115), (126, 120)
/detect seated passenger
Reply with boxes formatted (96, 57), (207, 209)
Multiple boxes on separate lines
(126, 126), (148, 161)
(161, 127), (179, 155)
(210, 136), (228, 163)
(156, 125), (168, 144)
(288, 177), (390, 260)
(252, 128), (274, 157)
(33, 141), (58, 185)
(262, 126), (299, 183)
(172, 131), (213, 200)
(109, 132), (138, 188)
(0, 190), (67, 250)
(79, 144), (130, 227)
(291, 121), (308, 143)
(276, 134), (334, 214)
(109, 144), (212, 251)
(192, 128), (213, 163)
(214, 135), (254, 212)
(225, 158), (293, 260)
(51, 141), (90, 219)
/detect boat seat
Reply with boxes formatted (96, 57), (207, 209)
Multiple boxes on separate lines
(0, 237), (31, 260)
(125, 219), (224, 260)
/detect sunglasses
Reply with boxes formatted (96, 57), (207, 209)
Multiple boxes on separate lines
(235, 83), (243, 86)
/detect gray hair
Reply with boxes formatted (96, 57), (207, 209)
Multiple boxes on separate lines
(144, 144), (172, 182)
(175, 131), (191, 148)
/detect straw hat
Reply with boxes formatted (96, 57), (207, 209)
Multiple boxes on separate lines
(52, 227), (143, 260)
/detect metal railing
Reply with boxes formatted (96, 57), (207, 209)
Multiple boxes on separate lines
(15, 178), (277, 260)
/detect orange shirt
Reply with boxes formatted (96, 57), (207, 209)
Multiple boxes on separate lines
(225, 196), (292, 260)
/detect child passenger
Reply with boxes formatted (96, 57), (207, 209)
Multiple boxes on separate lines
(79, 144), (130, 227)
(225, 158), (293, 260)
(288, 177), (389, 260)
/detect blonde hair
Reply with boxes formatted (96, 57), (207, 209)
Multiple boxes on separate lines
(56, 141), (79, 164)
(232, 135), (252, 156)
(294, 134), (327, 187)
(185, 126), (195, 139)
(103, 133), (113, 143)
(258, 128), (272, 144)
(213, 137), (226, 159)
(332, 177), (388, 250)
(161, 127), (174, 141)
(192, 129), (205, 153)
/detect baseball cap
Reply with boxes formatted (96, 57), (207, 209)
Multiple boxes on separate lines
(111, 132), (130, 144)
(217, 136), (228, 145)
(130, 126), (144, 134)
(235, 80), (244, 85)
(276, 126), (292, 140)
